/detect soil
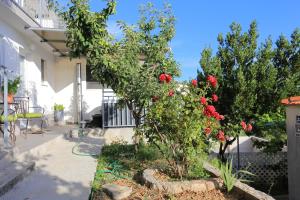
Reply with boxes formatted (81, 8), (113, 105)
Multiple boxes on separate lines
(92, 178), (243, 200)
(153, 171), (172, 181)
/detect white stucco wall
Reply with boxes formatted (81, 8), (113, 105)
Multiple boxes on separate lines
(54, 58), (103, 123)
(0, 18), (56, 124)
(0, 5), (104, 126)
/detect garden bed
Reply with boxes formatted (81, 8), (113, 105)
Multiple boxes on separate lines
(89, 143), (273, 200)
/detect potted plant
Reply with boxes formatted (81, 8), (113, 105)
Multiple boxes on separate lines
(1, 77), (21, 103)
(54, 104), (64, 124)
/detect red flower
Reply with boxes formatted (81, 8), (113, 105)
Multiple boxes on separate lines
(152, 96), (159, 102)
(204, 127), (211, 135)
(206, 105), (216, 114)
(159, 74), (167, 82)
(212, 112), (224, 121)
(203, 105), (216, 117)
(207, 75), (218, 88)
(191, 79), (197, 87)
(217, 130), (225, 142)
(246, 124), (253, 132)
(240, 121), (247, 130)
(166, 74), (172, 83)
(212, 94), (218, 102)
(168, 89), (174, 97)
(213, 112), (223, 121)
(200, 97), (207, 105)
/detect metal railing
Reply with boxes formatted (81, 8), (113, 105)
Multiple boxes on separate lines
(13, 0), (65, 29)
(102, 88), (136, 128)
(102, 101), (136, 128)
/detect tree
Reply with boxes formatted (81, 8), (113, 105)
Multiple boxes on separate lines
(198, 21), (300, 155)
(63, 1), (180, 147)
(62, 0), (116, 59)
(99, 3), (180, 147)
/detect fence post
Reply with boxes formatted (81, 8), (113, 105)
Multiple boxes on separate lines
(237, 135), (240, 176)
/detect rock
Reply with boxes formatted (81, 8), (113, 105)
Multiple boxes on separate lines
(162, 182), (183, 194)
(142, 169), (220, 194)
(189, 180), (207, 193)
(102, 184), (132, 200)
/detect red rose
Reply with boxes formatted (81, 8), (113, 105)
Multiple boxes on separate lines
(212, 94), (218, 102)
(213, 112), (223, 121)
(240, 121), (247, 130)
(214, 112), (224, 121)
(204, 127), (211, 135)
(217, 130), (225, 142)
(200, 97), (207, 105)
(206, 105), (216, 114)
(168, 89), (174, 97)
(166, 74), (172, 83)
(203, 105), (216, 117)
(246, 124), (253, 132)
(159, 74), (167, 82)
(207, 75), (218, 88)
(191, 79), (197, 87)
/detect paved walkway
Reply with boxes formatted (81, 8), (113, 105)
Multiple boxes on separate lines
(2, 128), (104, 200)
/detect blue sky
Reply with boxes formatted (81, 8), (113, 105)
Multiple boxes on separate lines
(61, 0), (300, 80)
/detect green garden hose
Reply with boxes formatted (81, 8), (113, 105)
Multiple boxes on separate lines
(96, 161), (129, 179)
(72, 142), (99, 157)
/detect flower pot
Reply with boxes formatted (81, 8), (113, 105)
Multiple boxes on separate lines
(54, 110), (64, 123)
(7, 93), (14, 103)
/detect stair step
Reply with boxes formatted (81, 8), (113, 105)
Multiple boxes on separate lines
(0, 161), (35, 197)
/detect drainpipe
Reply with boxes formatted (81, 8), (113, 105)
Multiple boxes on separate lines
(76, 63), (83, 124)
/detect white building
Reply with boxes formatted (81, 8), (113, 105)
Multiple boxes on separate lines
(0, 0), (106, 125)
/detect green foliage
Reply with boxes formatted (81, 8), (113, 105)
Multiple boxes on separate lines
(253, 112), (286, 152)
(220, 160), (236, 192)
(101, 142), (135, 159)
(91, 142), (165, 192)
(54, 103), (64, 111)
(219, 160), (254, 193)
(188, 155), (210, 179)
(62, 0), (116, 58)
(144, 78), (223, 178)
(63, 1), (180, 144)
(100, 142), (163, 163)
(2, 77), (20, 94)
(136, 143), (162, 161)
(198, 21), (300, 153)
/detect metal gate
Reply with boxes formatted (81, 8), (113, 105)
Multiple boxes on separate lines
(102, 88), (136, 128)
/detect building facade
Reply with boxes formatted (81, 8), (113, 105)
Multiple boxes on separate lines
(0, 0), (104, 125)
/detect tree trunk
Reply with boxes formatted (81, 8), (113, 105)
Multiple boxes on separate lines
(218, 137), (237, 163)
(134, 116), (141, 152)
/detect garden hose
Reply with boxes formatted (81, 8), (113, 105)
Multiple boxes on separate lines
(71, 128), (99, 157)
(71, 142), (99, 157)
(96, 161), (129, 179)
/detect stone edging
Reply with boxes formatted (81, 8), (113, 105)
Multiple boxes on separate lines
(142, 169), (222, 194)
(203, 162), (276, 200)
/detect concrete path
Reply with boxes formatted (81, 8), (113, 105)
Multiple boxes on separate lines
(2, 130), (104, 200)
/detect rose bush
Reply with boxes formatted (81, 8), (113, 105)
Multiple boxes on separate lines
(144, 74), (226, 178)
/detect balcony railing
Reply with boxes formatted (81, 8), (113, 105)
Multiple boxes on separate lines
(14, 0), (65, 29)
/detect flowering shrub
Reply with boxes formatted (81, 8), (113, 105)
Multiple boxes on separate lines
(144, 74), (225, 178)
(217, 120), (253, 162)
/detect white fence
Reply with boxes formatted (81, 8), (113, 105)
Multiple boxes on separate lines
(227, 152), (287, 194)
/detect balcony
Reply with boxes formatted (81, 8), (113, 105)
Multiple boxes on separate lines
(13, 0), (65, 29)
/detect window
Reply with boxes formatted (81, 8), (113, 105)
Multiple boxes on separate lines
(41, 59), (45, 83)
(86, 64), (97, 82)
